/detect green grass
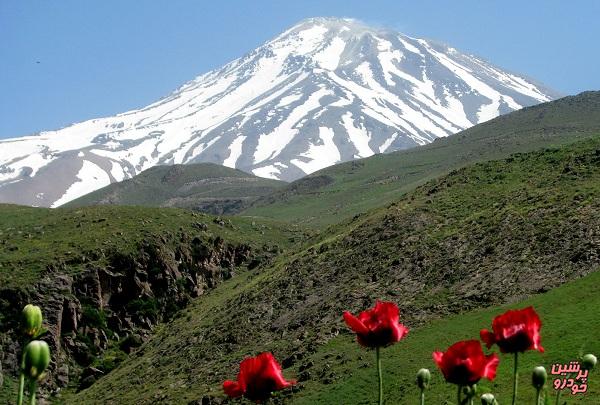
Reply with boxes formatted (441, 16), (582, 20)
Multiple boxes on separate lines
(0, 204), (307, 289)
(244, 91), (600, 227)
(291, 268), (600, 404)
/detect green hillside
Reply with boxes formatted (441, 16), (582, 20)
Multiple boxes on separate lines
(244, 91), (600, 227)
(66, 136), (600, 404)
(64, 163), (286, 215)
(292, 269), (600, 404)
(0, 204), (302, 289)
(0, 205), (308, 404)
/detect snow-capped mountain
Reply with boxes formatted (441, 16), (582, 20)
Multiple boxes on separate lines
(0, 17), (558, 207)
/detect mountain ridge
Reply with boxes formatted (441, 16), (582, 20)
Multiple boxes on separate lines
(63, 162), (286, 214)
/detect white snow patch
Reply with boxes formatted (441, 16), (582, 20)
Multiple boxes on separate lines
(379, 133), (398, 153)
(110, 161), (125, 182)
(314, 37), (346, 70)
(252, 164), (281, 179)
(425, 44), (521, 123)
(223, 136), (246, 168)
(291, 127), (340, 173)
(341, 113), (374, 158)
(253, 87), (333, 164)
(398, 36), (423, 55)
(294, 25), (328, 54)
(51, 160), (111, 207)
(277, 93), (303, 108)
(189, 136), (221, 158)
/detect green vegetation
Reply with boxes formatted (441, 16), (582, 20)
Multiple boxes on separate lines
(65, 162), (286, 215)
(292, 269), (600, 404)
(0, 204), (306, 289)
(245, 91), (600, 227)
(67, 136), (600, 403)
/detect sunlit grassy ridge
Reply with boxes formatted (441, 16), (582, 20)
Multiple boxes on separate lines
(0, 204), (304, 289)
(64, 163), (286, 214)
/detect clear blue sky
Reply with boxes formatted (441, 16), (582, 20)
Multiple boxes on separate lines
(1, 0), (599, 139)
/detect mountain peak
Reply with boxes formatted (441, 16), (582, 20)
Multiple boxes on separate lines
(0, 18), (557, 207)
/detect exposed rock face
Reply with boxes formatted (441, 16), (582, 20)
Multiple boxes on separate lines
(0, 232), (255, 397)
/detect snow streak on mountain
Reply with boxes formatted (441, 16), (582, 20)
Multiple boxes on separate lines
(0, 17), (558, 207)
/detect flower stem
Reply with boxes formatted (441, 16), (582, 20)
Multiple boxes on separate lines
(28, 380), (37, 405)
(457, 385), (462, 405)
(17, 373), (25, 405)
(376, 347), (383, 405)
(420, 389), (425, 405)
(536, 388), (542, 405)
(511, 352), (519, 405)
(555, 389), (561, 405)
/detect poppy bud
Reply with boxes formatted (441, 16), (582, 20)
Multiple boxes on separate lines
(21, 304), (43, 337)
(531, 365), (547, 389)
(416, 368), (431, 390)
(582, 354), (597, 371)
(480, 393), (496, 405)
(22, 340), (51, 381)
(462, 383), (477, 398)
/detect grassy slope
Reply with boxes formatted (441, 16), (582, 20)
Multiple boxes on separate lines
(70, 136), (600, 404)
(293, 269), (600, 404)
(0, 204), (304, 289)
(64, 163), (286, 214)
(0, 204), (310, 403)
(244, 91), (600, 227)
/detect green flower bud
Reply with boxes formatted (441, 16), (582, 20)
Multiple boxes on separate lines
(532, 365), (547, 389)
(21, 304), (43, 337)
(416, 368), (431, 390)
(22, 340), (51, 381)
(582, 354), (597, 371)
(462, 384), (477, 398)
(481, 393), (496, 405)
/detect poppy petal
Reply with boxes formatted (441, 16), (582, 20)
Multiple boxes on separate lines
(482, 353), (500, 381)
(432, 351), (444, 367)
(223, 380), (244, 398)
(343, 311), (369, 335)
(480, 329), (495, 348)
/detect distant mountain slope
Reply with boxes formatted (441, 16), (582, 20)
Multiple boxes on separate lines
(70, 135), (600, 404)
(0, 17), (556, 207)
(244, 91), (600, 226)
(64, 163), (286, 214)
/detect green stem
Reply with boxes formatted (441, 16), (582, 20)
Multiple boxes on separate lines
(28, 380), (37, 405)
(17, 373), (25, 405)
(376, 347), (383, 405)
(536, 388), (542, 405)
(555, 389), (561, 405)
(511, 352), (519, 405)
(420, 389), (425, 405)
(457, 385), (462, 405)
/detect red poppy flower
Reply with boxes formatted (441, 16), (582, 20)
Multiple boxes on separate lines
(433, 340), (499, 386)
(223, 352), (294, 403)
(480, 306), (544, 353)
(343, 301), (409, 348)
